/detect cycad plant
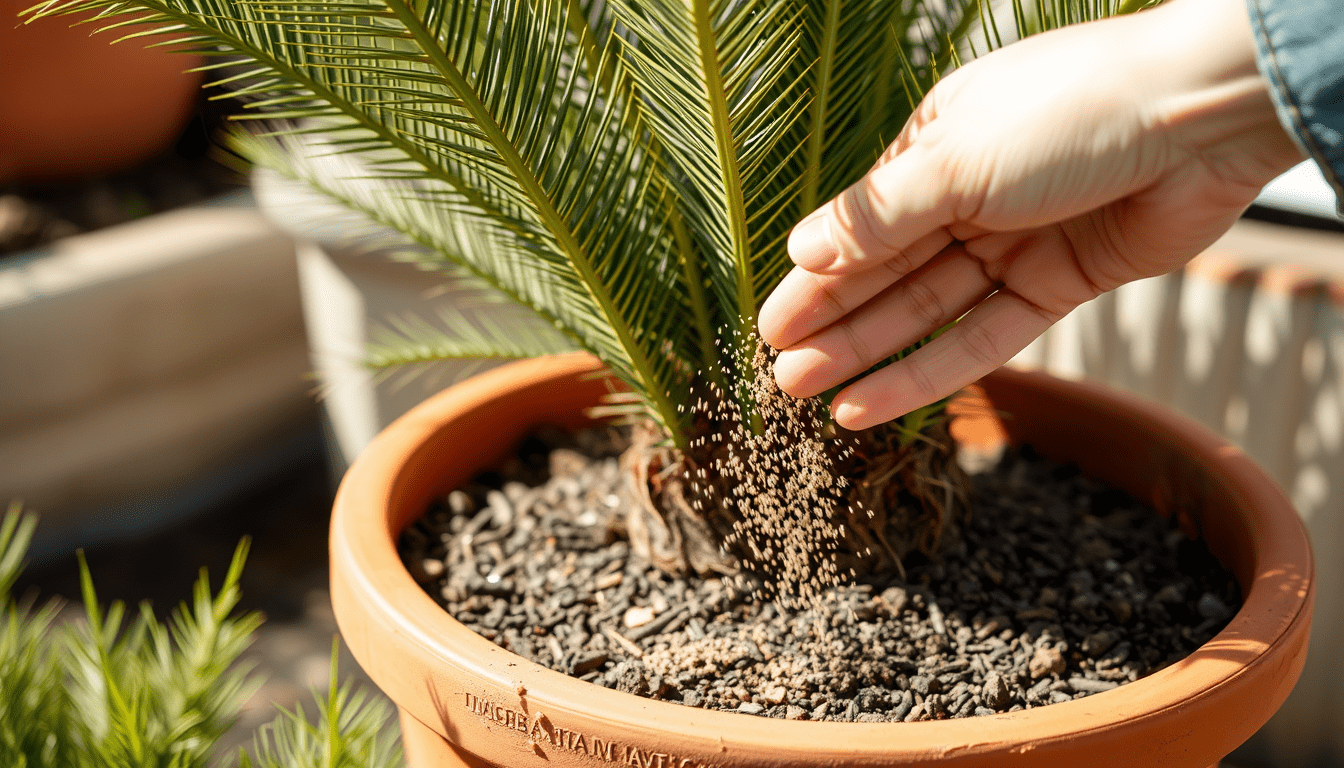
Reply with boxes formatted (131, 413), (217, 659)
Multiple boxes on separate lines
(26, 0), (1148, 591)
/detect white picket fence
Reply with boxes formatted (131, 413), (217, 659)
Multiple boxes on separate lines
(1010, 217), (1344, 768)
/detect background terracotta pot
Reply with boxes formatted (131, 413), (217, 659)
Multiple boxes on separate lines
(0, 0), (201, 184)
(330, 354), (1314, 768)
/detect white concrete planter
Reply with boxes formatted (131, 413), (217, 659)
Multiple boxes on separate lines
(0, 192), (315, 558)
(1010, 216), (1344, 767)
(252, 168), (557, 476)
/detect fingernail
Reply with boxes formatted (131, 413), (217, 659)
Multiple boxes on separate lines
(833, 400), (865, 428)
(789, 214), (837, 271)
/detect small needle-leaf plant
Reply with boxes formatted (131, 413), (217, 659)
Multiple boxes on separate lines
(0, 503), (404, 767)
(23, 0), (1152, 584)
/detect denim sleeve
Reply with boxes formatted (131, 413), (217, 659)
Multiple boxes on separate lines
(1246, 0), (1344, 212)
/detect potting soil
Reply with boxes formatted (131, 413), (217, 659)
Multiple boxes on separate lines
(399, 426), (1239, 721)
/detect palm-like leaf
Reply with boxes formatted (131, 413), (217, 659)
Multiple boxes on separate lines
(23, 0), (1151, 451)
(612, 0), (808, 336)
(29, 0), (697, 444)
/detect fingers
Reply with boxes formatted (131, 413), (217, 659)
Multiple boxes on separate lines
(759, 228), (955, 350)
(829, 290), (1067, 430)
(772, 245), (995, 398)
(789, 141), (967, 275)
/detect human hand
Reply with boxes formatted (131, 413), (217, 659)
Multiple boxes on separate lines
(758, 0), (1304, 430)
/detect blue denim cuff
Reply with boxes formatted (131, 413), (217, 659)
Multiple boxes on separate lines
(1247, 0), (1344, 213)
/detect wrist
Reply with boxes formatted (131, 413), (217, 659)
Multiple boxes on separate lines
(1138, 0), (1305, 183)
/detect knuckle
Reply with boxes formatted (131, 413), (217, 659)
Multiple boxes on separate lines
(882, 245), (920, 279)
(901, 356), (941, 406)
(843, 181), (889, 254)
(902, 280), (947, 330)
(809, 272), (847, 316)
(959, 322), (1003, 369)
(839, 323), (874, 368)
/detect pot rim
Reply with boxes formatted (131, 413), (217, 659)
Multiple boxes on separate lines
(331, 353), (1314, 766)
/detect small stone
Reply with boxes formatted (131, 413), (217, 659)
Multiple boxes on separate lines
(1028, 646), (1065, 679)
(1067, 677), (1119, 694)
(614, 663), (648, 695)
(908, 675), (938, 695)
(879, 586), (909, 614)
(624, 606), (655, 628)
(1154, 584), (1183, 604)
(737, 702), (764, 715)
(891, 690), (914, 720)
(981, 671), (1009, 709)
(761, 685), (788, 705)
(447, 490), (474, 515)
(784, 705), (807, 720)
(421, 558), (445, 579)
(1104, 598), (1133, 624)
(594, 572), (623, 590)
(571, 652), (609, 676)
(811, 702), (829, 720)
(1196, 593), (1231, 621)
(1081, 630), (1118, 657)
(682, 690), (704, 708)
(486, 490), (514, 526)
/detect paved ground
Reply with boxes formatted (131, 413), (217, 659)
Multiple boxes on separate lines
(16, 455), (392, 760)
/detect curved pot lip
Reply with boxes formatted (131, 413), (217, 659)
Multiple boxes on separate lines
(331, 353), (1314, 763)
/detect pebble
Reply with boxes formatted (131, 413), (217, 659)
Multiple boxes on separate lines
(1081, 630), (1118, 657)
(1028, 646), (1065, 679)
(981, 671), (1009, 710)
(1067, 677), (1120, 694)
(624, 606), (655, 628)
(1197, 592), (1232, 621)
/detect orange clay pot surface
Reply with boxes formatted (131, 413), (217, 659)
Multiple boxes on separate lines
(330, 353), (1314, 768)
(0, 0), (201, 184)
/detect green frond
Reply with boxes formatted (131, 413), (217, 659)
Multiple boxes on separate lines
(23, 0), (1154, 450)
(611, 0), (809, 339)
(797, 0), (891, 214)
(27, 0), (697, 446)
(0, 503), (36, 602)
(365, 301), (578, 372)
(235, 126), (693, 444)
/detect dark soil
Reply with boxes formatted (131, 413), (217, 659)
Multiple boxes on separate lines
(399, 426), (1240, 721)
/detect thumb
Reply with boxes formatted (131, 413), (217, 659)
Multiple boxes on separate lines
(787, 96), (967, 275)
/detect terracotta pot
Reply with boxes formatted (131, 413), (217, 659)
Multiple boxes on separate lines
(0, 0), (201, 183)
(330, 354), (1314, 768)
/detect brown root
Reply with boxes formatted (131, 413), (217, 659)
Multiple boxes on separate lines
(620, 341), (972, 602)
(621, 420), (737, 576)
